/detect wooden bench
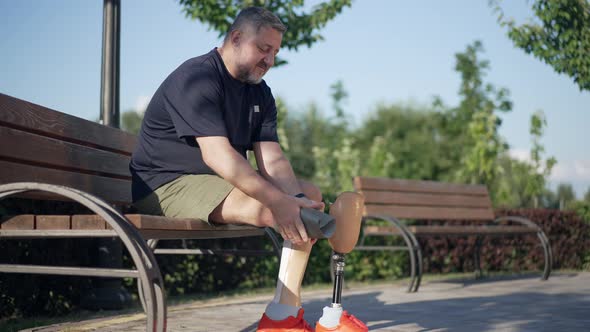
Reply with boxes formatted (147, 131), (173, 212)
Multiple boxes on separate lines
(353, 176), (552, 293)
(0, 93), (282, 331)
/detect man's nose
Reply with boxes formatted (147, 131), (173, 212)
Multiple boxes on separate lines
(264, 53), (274, 67)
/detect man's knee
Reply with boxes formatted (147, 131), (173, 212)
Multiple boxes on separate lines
(252, 203), (276, 228)
(299, 179), (322, 202)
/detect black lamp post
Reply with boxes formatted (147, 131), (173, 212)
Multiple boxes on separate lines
(82, 0), (130, 310)
(100, 0), (120, 127)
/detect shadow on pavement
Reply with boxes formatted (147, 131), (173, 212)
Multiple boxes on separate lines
(241, 273), (589, 331)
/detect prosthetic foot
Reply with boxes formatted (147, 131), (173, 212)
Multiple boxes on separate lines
(316, 192), (369, 332)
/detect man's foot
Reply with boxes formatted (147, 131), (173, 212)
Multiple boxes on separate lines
(315, 311), (368, 332)
(257, 308), (314, 331)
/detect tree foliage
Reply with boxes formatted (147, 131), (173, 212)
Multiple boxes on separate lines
(121, 110), (143, 135)
(556, 183), (576, 208)
(356, 103), (444, 180)
(524, 111), (557, 207)
(450, 41), (512, 189)
(177, 0), (352, 66)
(491, 0), (590, 91)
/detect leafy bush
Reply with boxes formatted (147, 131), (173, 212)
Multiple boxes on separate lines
(418, 209), (590, 274)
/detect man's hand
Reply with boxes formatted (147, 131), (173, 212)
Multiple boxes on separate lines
(269, 194), (323, 244)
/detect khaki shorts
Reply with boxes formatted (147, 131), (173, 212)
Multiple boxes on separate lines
(133, 174), (234, 223)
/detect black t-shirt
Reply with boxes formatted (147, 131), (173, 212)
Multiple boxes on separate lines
(130, 48), (279, 201)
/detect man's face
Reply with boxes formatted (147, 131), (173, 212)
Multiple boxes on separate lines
(234, 25), (282, 84)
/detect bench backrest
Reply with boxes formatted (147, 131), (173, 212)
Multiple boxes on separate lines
(353, 176), (494, 220)
(0, 93), (136, 205)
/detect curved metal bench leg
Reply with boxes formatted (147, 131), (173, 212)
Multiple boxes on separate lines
(71, 188), (167, 332)
(473, 236), (483, 279)
(264, 227), (282, 259)
(405, 230), (422, 292)
(138, 239), (161, 314)
(0, 183), (167, 332)
(537, 231), (552, 280)
(495, 216), (552, 281)
(378, 216), (419, 293)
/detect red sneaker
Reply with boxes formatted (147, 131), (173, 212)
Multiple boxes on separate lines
(257, 308), (314, 332)
(315, 311), (368, 332)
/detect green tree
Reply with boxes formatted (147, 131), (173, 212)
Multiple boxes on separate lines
(365, 135), (396, 177)
(491, 0), (590, 91)
(275, 97), (290, 151)
(572, 188), (590, 222)
(556, 183), (576, 209)
(356, 103), (444, 181)
(121, 110), (144, 135)
(525, 111), (557, 207)
(494, 155), (536, 207)
(445, 41), (511, 192)
(178, 0), (352, 66)
(561, 186), (590, 222)
(493, 111), (557, 208)
(281, 101), (334, 179)
(306, 81), (359, 194)
(312, 137), (360, 194)
(280, 81), (355, 187)
(330, 80), (348, 122)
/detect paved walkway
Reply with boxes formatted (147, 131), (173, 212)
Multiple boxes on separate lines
(29, 272), (590, 331)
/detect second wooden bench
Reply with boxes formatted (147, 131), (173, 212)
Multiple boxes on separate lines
(353, 176), (552, 292)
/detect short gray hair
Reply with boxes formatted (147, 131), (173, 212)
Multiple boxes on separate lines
(224, 7), (287, 43)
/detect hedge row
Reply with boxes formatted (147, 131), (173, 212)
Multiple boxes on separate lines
(419, 209), (590, 274)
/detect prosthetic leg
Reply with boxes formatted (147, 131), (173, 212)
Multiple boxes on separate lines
(316, 192), (368, 332)
(257, 192), (367, 332)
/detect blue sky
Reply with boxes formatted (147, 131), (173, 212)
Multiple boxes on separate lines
(1, 1), (588, 197)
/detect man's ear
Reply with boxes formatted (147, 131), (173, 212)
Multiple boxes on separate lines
(230, 30), (242, 47)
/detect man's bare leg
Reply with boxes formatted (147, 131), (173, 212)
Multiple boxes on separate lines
(210, 179), (321, 319)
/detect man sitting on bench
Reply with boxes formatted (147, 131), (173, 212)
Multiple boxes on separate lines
(130, 6), (366, 332)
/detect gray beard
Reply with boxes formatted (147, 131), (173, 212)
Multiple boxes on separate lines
(236, 64), (263, 84)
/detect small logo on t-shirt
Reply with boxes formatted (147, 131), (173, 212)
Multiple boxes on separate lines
(254, 105), (260, 113)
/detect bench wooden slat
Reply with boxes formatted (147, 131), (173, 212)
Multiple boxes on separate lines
(0, 126), (131, 178)
(0, 215), (35, 229)
(72, 215), (107, 230)
(124, 214), (262, 232)
(0, 93), (136, 154)
(354, 176), (488, 195)
(68, 214), (266, 233)
(360, 190), (492, 208)
(0, 160), (132, 204)
(138, 228), (267, 240)
(1, 214), (268, 236)
(125, 214), (208, 230)
(364, 204), (495, 220)
(364, 225), (536, 236)
(127, 215), (268, 240)
(36, 215), (71, 230)
(0, 229), (117, 238)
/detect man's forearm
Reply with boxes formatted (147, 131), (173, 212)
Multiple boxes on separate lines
(203, 145), (285, 206)
(258, 155), (302, 196)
